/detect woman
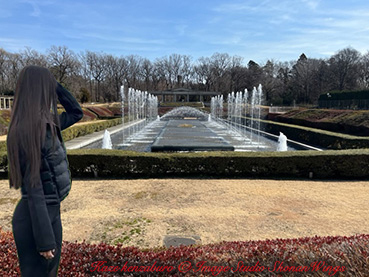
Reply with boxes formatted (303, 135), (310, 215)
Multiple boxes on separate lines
(7, 65), (83, 276)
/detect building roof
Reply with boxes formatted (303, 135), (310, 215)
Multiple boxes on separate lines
(149, 89), (219, 96)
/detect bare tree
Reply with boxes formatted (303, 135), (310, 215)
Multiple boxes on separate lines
(47, 45), (78, 85)
(328, 47), (361, 91)
(7, 53), (23, 91)
(103, 55), (130, 101)
(154, 57), (170, 90)
(20, 47), (48, 68)
(0, 48), (8, 93)
(262, 60), (279, 104)
(180, 55), (193, 88)
(291, 54), (322, 104)
(227, 55), (244, 93)
(168, 54), (182, 88)
(126, 55), (143, 89)
(275, 61), (294, 105)
(3, 44), (369, 106)
(85, 51), (106, 102)
(194, 57), (212, 91)
(209, 53), (231, 92)
(141, 58), (154, 91)
(358, 51), (369, 89)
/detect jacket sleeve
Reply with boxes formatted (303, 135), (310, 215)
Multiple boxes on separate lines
(24, 165), (56, 252)
(56, 83), (84, 131)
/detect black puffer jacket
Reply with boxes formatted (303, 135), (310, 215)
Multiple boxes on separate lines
(19, 83), (83, 252)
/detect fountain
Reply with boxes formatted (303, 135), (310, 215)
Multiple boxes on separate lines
(277, 132), (288, 151)
(118, 86), (159, 147)
(102, 130), (112, 149)
(160, 106), (208, 121)
(80, 83), (319, 152)
(211, 84), (264, 147)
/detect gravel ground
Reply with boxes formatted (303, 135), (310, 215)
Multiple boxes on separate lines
(1, 178), (368, 249)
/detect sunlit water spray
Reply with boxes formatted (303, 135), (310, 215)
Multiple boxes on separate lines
(89, 84), (320, 152)
(211, 84), (265, 149)
(119, 86), (158, 147)
(102, 130), (112, 149)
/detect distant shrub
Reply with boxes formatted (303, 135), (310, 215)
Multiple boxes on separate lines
(319, 90), (369, 100)
(0, 110), (11, 136)
(80, 87), (91, 104)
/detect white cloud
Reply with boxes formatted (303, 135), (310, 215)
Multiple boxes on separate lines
(301, 0), (320, 10)
(2, 0), (369, 62)
(0, 37), (35, 52)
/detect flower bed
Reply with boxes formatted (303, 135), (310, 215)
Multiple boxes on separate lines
(86, 106), (115, 118)
(1, 227), (367, 276)
(81, 108), (99, 122)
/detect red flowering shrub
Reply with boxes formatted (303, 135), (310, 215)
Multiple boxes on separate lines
(81, 108), (99, 121)
(107, 106), (124, 116)
(1, 227), (368, 276)
(87, 106), (115, 118)
(57, 107), (98, 122)
(0, 228), (20, 276)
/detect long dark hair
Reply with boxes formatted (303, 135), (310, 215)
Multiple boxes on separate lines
(7, 66), (60, 189)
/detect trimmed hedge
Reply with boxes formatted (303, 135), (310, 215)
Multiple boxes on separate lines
(61, 118), (122, 142)
(1, 149), (366, 180)
(319, 89), (369, 100)
(260, 118), (369, 150)
(318, 90), (369, 109)
(274, 109), (369, 136)
(66, 149), (369, 179)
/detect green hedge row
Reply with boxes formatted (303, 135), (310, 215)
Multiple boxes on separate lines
(273, 109), (369, 136)
(61, 118), (122, 142)
(66, 149), (369, 179)
(260, 119), (369, 149)
(277, 118), (369, 137)
(319, 89), (369, 100)
(0, 148), (368, 179)
(49, 149), (369, 179)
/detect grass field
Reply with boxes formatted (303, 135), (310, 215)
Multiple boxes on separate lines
(1, 178), (368, 249)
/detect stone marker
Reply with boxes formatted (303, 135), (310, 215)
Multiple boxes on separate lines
(163, 235), (201, 248)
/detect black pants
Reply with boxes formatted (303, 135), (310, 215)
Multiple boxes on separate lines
(12, 199), (62, 277)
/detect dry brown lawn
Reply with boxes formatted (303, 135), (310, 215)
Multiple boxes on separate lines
(1, 179), (368, 249)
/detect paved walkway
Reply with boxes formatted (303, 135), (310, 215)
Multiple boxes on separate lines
(65, 120), (144, 149)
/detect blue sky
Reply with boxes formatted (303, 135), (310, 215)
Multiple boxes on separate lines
(1, 0), (369, 63)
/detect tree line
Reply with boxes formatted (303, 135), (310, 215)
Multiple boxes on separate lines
(1, 45), (368, 105)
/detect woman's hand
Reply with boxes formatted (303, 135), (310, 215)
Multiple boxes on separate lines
(40, 249), (55, 260)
